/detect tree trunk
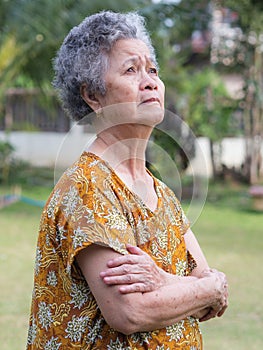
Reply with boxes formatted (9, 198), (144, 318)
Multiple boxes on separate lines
(209, 138), (217, 178)
(243, 45), (263, 184)
(250, 46), (263, 184)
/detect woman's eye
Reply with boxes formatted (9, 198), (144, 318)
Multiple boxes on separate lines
(149, 67), (158, 74)
(127, 67), (136, 73)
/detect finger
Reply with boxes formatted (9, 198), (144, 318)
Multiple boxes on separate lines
(201, 302), (224, 322)
(101, 265), (134, 277)
(126, 244), (146, 256)
(199, 308), (217, 322)
(101, 261), (151, 278)
(102, 274), (131, 285)
(217, 304), (228, 317)
(102, 273), (143, 285)
(107, 254), (141, 268)
(119, 282), (155, 294)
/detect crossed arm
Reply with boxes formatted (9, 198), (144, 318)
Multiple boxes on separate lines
(76, 228), (228, 335)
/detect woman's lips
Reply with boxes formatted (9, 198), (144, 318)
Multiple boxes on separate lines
(141, 97), (160, 104)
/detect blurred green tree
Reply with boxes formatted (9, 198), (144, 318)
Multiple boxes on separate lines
(176, 68), (236, 177)
(142, 1), (237, 178)
(0, 0), (151, 91)
(0, 0), (239, 180)
(216, 0), (263, 183)
(0, 140), (15, 184)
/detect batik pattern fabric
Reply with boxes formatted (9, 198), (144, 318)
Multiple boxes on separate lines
(27, 152), (202, 350)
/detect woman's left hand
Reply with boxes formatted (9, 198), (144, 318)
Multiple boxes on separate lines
(193, 268), (229, 322)
(100, 244), (168, 294)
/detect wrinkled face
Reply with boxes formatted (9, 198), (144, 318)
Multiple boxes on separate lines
(97, 39), (165, 127)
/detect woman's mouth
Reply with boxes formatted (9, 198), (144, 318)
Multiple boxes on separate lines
(142, 97), (160, 104)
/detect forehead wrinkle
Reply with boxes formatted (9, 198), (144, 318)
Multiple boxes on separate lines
(122, 55), (156, 68)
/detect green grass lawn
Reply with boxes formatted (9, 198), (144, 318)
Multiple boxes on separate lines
(0, 186), (51, 350)
(192, 203), (263, 349)
(0, 182), (262, 349)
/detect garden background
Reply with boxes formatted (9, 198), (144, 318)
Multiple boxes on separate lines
(0, 0), (262, 349)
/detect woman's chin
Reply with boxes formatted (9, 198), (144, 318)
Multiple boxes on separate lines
(137, 105), (165, 126)
(96, 102), (164, 128)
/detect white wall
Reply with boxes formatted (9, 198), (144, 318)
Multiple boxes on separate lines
(1, 130), (262, 178)
(0, 127), (95, 169)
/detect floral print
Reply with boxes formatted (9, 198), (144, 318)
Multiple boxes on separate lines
(62, 186), (81, 217)
(27, 152), (202, 349)
(27, 317), (37, 345)
(37, 302), (53, 331)
(166, 321), (185, 342)
(65, 315), (89, 342)
(44, 337), (61, 350)
(47, 189), (61, 219)
(69, 282), (90, 309)
(71, 226), (89, 250)
(176, 259), (188, 276)
(46, 271), (57, 286)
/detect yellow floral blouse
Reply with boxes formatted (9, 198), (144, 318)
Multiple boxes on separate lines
(27, 152), (202, 350)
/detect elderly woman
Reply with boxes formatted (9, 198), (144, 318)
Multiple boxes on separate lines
(27, 11), (228, 350)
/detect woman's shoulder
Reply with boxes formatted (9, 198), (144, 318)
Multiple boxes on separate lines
(153, 176), (187, 216)
(80, 151), (113, 176)
(152, 175), (179, 200)
(60, 151), (112, 184)
(45, 152), (111, 203)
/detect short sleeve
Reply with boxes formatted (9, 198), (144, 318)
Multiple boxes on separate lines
(55, 165), (137, 274)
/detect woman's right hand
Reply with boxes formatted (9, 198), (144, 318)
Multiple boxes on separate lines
(100, 244), (169, 294)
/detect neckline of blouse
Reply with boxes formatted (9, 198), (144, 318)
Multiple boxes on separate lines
(82, 151), (163, 215)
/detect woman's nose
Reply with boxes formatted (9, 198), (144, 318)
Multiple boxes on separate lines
(140, 73), (158, 90)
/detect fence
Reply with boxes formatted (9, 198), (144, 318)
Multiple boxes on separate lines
(2, 88), (70, 133)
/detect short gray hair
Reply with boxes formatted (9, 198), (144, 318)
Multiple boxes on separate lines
(53, 11), (157, 122)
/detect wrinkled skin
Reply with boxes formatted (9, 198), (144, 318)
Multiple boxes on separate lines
(100, 244), (228, 322)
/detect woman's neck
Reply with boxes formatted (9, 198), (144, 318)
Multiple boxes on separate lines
(88, 124), (158, 212)
(88, 124), (152, 179)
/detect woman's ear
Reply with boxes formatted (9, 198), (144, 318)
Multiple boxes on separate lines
(80, 83), (101, 112)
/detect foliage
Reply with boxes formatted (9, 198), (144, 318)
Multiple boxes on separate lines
(0, 140), (14, 160)
(141, 1), (238, 176)
(139, 0), (212, 96)
(0, 0), (212, 94)
(141, 0), (211, 67)
(0, 140), (15, 184)
(0, 139), (54, 186)
(0, 0), (150, 92)
(217, 0), (263, 184)
(221, 0), (263, 34)
(0, 0), (216, 94)
(151, 66), (237, 177)
(0, 0), (242, 177)
(0, 0), (215, 175)
(178, 68), (236, 140)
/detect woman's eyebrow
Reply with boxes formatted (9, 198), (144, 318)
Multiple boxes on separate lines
(122, 55), (156, 67)
(122, 56), (140, 67)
